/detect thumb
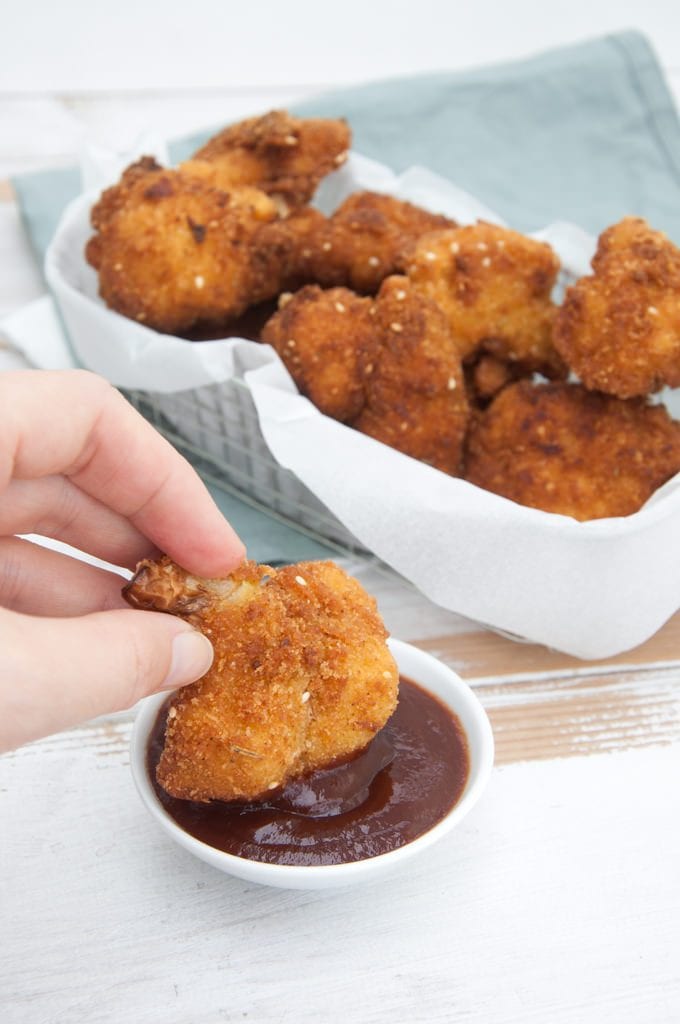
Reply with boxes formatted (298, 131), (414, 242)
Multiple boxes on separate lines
(0, 606), (214, 751)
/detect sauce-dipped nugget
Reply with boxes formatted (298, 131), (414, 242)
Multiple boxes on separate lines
(124, 557), (398, 803)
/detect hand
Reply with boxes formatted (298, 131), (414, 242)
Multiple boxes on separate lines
(0, 369), (246, 751)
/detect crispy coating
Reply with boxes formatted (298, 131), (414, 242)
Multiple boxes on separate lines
(261, 284), (377, 421)
(464, 380), (680, 520)
(553, 217), (680, 397)
(86, 160), (286, 334)
(292, 191), (457, 293)
(406, 222), (564, 376)
(191, 110), (351, 208)
(124, 557), (398, 803)
(353, 276), (469, 474)
(464, 353), (524, 408)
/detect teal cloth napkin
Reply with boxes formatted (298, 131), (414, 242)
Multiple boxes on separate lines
(10, 30), (680, 559)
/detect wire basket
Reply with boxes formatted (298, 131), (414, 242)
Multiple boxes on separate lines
(123, 378), (368, 556)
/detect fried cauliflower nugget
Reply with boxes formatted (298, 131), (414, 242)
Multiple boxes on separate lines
(406, 223), (564, 376)
(353, 276), (469, 475)
(464, 381), (680, 520)
(86, 160), (285, 334)
(191, 109), (350, 208)
(292, 191), (457, 293)
(260, 284), (377, 421)
(464, 353), (523, 408)
(124, 557), (398, 803)
(553, 217), (680, 398)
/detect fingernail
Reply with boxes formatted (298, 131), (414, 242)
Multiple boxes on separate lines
(161, 631), (214, 690)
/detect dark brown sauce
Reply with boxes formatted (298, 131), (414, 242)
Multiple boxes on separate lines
(147, 677), (470, 867)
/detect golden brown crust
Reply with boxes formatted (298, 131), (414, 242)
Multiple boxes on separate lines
(191, 110), (351, 207)
(124, 557), (398, 803)
(553, 217), (680, 398)
(86, 160), (289, 334)
(405, 222), (563, 375)
(260, 284), (378, 421)
(291, 191), (457, 293)
(464, 380), (680, 520)
(464, 352), (522, 407)
(352, 276), (469, 475)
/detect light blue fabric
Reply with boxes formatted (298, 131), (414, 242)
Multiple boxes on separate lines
(10, 30), (680, 559)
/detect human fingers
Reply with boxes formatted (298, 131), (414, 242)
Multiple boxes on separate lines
(0, 369), (245, 577)
(0, 476), (156, 569)
(0, 604), (214, 752)
(0, 536), (132, 616)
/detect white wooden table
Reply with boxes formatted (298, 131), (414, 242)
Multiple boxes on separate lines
(1, 5), (680, 1022)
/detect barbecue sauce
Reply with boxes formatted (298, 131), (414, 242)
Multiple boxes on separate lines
(147, 677), (469, 867)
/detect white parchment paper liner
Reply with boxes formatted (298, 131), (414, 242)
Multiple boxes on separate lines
(17, 151), (679, 658)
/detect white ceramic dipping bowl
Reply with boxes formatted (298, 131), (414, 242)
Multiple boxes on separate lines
(130, 638), (494, 889)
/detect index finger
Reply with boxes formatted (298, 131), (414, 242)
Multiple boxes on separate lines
(0, 369), (246, 577)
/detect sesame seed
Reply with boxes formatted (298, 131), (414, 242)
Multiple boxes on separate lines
(368, 306), (377, 315)
(194, 275), (205, 289)
(287, 338), (296, 347)
(477, 242), (488, 251)
(449, 242), (460, 255)
(400, 422), (408, 432)
(424, 251), (437, 261)
(295, 575), (308, 586)
(284, 134), (298, 146)
(168, 706), (177, 718)
(209, 220), (219, 228)
(447, 377), (457, 390)
(113, 262), (123, 271)
(648, 305), (659, 316)
(335, 301), (346, 313)
(301, 691), (311, 703)
(334, 151), (348, 165)
(268, 781), (279, 790)
(136, 312), (146, 321)
(390, 322), (403, 332)
(497, 239), (506, 249)
(322, 241), (332, 252)
(395, 289), (407, 300)
(368, 256), (380, 267)
(382, 671), (392, 679)
(364, 363), (374, 374)
(481, 257), (491, 267)
(278, 291), (293, 307)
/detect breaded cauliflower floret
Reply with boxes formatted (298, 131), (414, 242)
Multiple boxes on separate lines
(124, 557), (399, 803)
(554, 216), (680, 398)
(260, 284), (377, 422)
(353, 276), (469, 475)
(291, 191), (457, 293)
(190, 109), (351, 209)
(86, 160), (282, 334)
(464, 380), (680, 520)
(406, 222), (564, 377)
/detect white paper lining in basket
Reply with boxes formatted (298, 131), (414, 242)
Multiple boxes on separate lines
(36, 151), (680, 659)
